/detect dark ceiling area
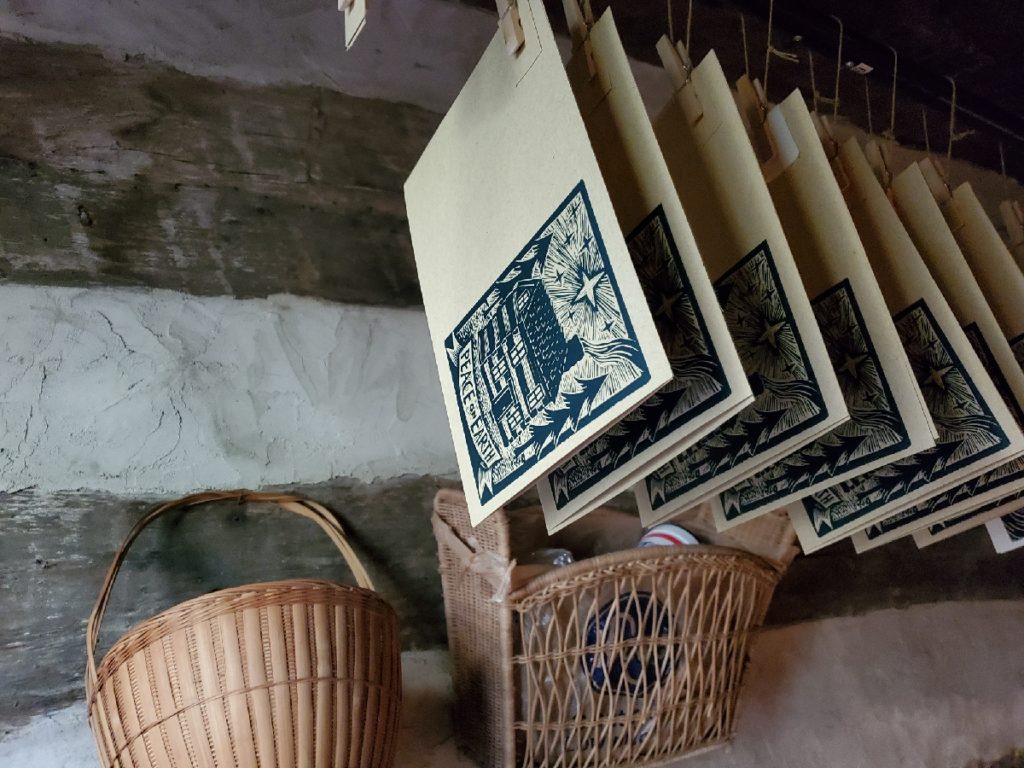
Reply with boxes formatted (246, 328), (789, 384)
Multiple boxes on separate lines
(461, 0), (1024, 184)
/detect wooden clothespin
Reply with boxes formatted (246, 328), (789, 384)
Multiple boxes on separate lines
(656, 35), (702, 122)
(999, 200), (1024, 250)
(497, 0), (526, 55)
(339, 0), (368, 50)
(562, 0), (597, 77)
(656, 36), (690, 91)
(864, 140), (893, 190)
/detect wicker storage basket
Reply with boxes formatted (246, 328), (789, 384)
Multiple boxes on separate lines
(432, 489), (784, 768)
(86, 491), (401, 768)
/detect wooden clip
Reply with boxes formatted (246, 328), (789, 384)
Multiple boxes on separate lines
(656, 36), (689, 91)
(562, 0), (596, 77)
(1000, 200), (1024, 250)
(497, 0), (525, 55)
(657, 35), (702, 123)
(919, 157), (953, 205)
(339, 0), (368, 50)
(864, 140), (893, 190)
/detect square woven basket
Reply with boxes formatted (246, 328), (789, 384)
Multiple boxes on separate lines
(432, 489), (792, 768)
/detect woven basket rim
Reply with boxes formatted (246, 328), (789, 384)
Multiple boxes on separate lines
(94, 578), (388, 690)
(507, 543), (781, 601)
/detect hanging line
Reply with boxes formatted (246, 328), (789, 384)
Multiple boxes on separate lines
(883, 46), (898, 143)
(808, 50), (819, 114)
(762, 0), (799, 98)
(830, 15), (844, 122)
(947, 76), (957, 162)
(740, 13), (751, 78)
(864, 76), (873, 135)
(1000, 142), (1009, 197)
(668, 0), (674, 44)
(685, 0), (694, 54)
(944, 75), (975, 165)
(922, 107), (931, 156)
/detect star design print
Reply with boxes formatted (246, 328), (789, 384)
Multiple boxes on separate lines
(838, 353), (868, 380)
(924, 365), (954, 391)
(574, 269), (605, 309)
(653, 290), (682, 318)
(757, 318), (786, 349)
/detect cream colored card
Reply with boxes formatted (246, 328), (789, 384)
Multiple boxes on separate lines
(998, 200), (1024, 273)
(789, 140), (1016, 553)
(635, 48), (848, 527)
(946, 180), (1024, 341)
(913, 490), (1024, 548)
(876, 168), (1019, 548)
(404, 0), (671, 526)
(848, 161), (1024, 553)
(986, 508), (1024, 553)
(711, 90), (935, 530)
(536, 11), (751, 532)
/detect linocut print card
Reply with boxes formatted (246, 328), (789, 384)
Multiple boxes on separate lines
(848, 162), (1024, 552)
(917, 334), (1024, 548)
(538, 11), (749, 531)
(851, 162), (1024, 548)
(786, 140), (1009, 552)
(714, 92), (933, 529)
(849, 299), (1013, 552)
(907, 179), (1024, 546)
(915, 490), (1024, 548)
(404, 0), (670, 525)
(638, 48), (846, 526)
(986, 507), (1024, 553)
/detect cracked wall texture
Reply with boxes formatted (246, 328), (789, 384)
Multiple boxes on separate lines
(0, 284), (456, 493)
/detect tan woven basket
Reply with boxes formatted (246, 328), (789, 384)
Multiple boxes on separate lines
(86, 491), (402, 768)
(433, 489), (784, 768)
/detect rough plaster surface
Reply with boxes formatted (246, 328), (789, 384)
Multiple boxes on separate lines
(0, 284), (455, 494)
(3, 603), (1021, 767)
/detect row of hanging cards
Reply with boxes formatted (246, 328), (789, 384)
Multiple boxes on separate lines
(405, 0), (672, 526)
(781, 138), (1018, 553)
(845, 157), (1024, 552)
(987, 508), (1024, 553)
(908, 167), (1024, 547)
(536, 9), (750, 532)
(635, 46), (848, 527)
(710, 84), (935, 533)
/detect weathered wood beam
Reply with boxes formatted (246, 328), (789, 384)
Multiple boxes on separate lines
(0, 39), (436, 306)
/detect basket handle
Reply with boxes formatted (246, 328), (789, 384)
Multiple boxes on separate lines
(85, 490), (373, 695)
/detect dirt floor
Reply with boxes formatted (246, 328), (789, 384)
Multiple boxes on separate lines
(2, 600), (1021, 767)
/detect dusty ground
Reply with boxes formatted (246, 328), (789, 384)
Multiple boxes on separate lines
(3, 599), (1021, 768)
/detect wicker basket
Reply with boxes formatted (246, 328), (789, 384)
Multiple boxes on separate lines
(86, 491), (402, 768)
(432, 489), (784, 768)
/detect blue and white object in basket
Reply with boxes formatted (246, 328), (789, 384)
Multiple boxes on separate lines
(638, 523), (699, 548)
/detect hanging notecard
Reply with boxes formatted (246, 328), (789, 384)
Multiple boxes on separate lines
(848, 161), (1024, 552)
(986, 508), (1024, 553)
(537, 10), (751, 532)
(637, 48), (847, 527)
(404, 0), (671, 525)
(713, 89), (934, 530)
(908, 173), (1024, 547)
(786, 139), (1013, 553)
(946, 180), (1024, 343)
(998, 200), (1024, 273)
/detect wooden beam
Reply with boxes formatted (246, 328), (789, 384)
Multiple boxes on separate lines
(0, 39), (436, 306)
